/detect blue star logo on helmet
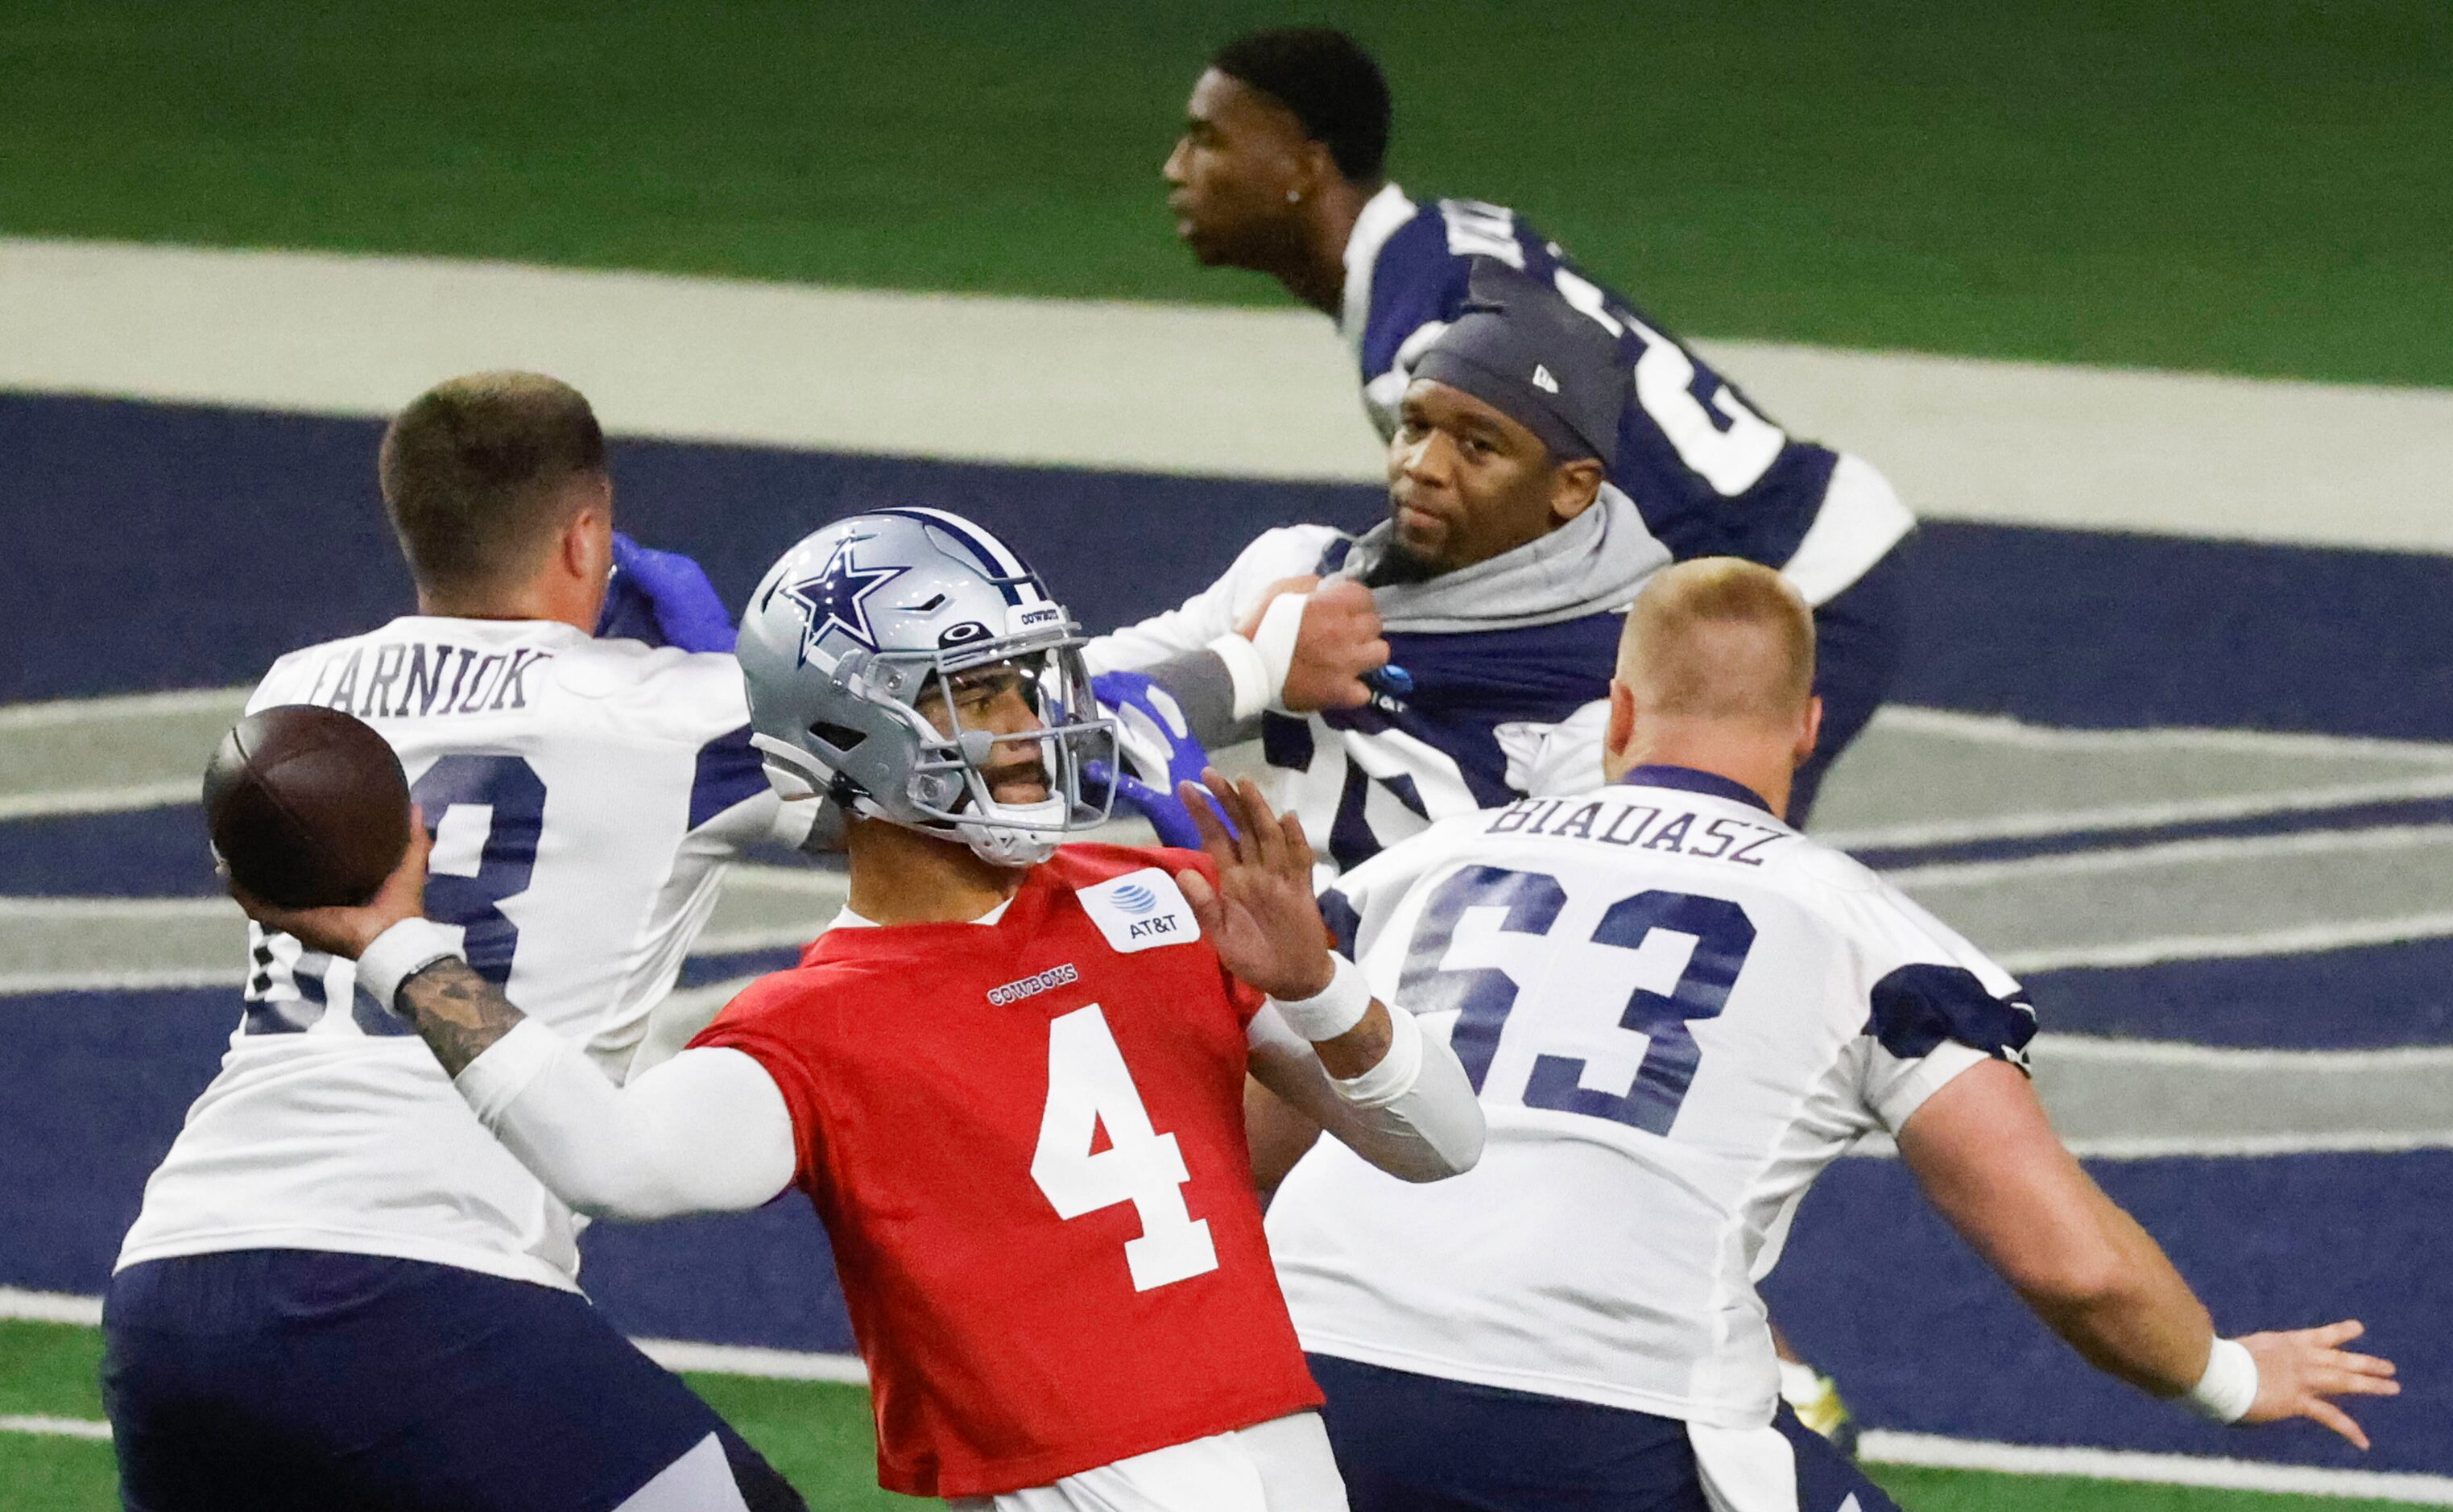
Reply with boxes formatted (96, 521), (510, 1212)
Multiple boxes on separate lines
(782, 539), (904, 661)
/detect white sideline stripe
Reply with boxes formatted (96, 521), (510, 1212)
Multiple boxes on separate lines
(2068, 1130), (2453, 1159)
(0, 1415), (110, 1442)
(7, 238), (2453, 553)
(0, 966), (238, 996)
(634, 1338), (868, 1385)
(1870, 705), (2453, 763)
(1859, 1430), (2453, 1503)
(0, 1287), (869, 1386)
(0, 1287), (103, 1325)
(0, 781), (198, 821)
(689, 924), (831, 956)
(0, 685), (249, 729)
(1848, 1127), (2453, 1162)
(1998, 909), (2453, 974)
(0, 896), (233, 921)
(2037, 1033), (2453, 1072)
(1888, 822), (2453, 890)
(1818, 770), (2453, 853)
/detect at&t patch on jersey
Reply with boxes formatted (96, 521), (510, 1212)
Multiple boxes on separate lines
(1076, 867), (1198, 954)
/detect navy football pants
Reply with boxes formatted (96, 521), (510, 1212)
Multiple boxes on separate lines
(102, 1250), (804, 1512)
(1311, 1354), (1900, 1512)
(1791, 537), (1909, 828)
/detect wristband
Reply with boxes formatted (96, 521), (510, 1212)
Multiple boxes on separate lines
(2185, 1336), (2259, 1423)
(355, 919), (465, 1014)
(1330, 1005), (1425, 1109)
(1268, 952), (1371, 1043)
(1248, 591), (1309, 715)
(1205, 632), (1272, 723)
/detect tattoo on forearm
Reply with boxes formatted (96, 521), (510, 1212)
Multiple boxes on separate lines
(396, 958), (527, 1076)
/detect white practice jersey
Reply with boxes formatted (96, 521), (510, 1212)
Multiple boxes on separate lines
(1266, 766), (2037, 1429)
(118, 617), (784, 1291)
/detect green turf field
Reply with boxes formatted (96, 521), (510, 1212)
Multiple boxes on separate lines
(1, 0), (2447, 387)
(0, 1321), (2430, 1511)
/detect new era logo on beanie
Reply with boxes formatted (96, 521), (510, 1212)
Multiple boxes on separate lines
(1408, 259), (1629, 467)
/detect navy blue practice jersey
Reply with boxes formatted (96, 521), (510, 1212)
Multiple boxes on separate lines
(1341, 184), (1908, 585)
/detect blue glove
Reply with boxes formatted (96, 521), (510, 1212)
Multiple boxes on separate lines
(596, 533), (737, 653)
(1084, 761), (1206, 849)
(1090, 670), (1223, 848)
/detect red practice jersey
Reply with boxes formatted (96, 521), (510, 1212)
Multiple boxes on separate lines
(690, 844), (1322, 1498)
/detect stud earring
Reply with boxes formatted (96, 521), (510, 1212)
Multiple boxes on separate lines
(1286, 188), (1302, 204)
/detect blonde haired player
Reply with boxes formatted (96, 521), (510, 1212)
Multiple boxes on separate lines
(1260, 560), (2398, 1511)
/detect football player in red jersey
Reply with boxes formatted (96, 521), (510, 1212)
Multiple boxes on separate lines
(237, 507), (1487, 1510)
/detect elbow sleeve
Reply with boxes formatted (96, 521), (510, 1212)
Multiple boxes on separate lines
(453, 1022), (796, 1220)
(1331, 1010), (1487, 1181)
(1248, 1005), (1487, 1184)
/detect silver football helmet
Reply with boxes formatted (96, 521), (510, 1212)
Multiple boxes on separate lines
(738, 508), (1116, 867)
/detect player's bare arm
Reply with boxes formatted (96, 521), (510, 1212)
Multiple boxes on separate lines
(1899, 1058), (2399, 1448)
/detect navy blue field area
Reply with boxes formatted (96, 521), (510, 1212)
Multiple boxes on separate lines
(6, 392), (2451, 1473)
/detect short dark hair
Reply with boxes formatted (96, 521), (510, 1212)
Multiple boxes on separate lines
(1210, 27), (1391, 184)
(378, 371), (606, 593)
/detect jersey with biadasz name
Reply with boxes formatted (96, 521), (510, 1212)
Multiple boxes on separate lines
(1266, 765), (2037, 1430)
(118, 616), (779, 1293)
(690, 845), (1321, 1500)
(1342, 184), (1913, 601)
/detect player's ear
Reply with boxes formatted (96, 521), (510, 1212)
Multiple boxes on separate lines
(1289, 137), (1338, 204)
(1550, 459), (1605, 523)
(1603, 679), (1639, 780)
(561, 473), (614, 584)
(1793, 695), (1823, 770)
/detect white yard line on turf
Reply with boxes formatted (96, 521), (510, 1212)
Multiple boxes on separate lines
(2037, 1035), (2453, 1072)
(6, 238), (2452, 553)
(1859, 1430), (2453, 1504)
(0, 967), (237, 996)
(2, 1291), (2440, 1505)
(1886, 823), (2453, 890)
(1996, 909), (2453, 975)
(1871, 707), (2453, 763)
(1815, 770), (2453, 854)
(0, 1415), (111, 1441)
(0, 781), (201, 822)
(0, 1287), (101, 1325)
(0, 686), (252, 729)
(635, 1338), (868, 1385)
(1847, 1128), (2453, 1162)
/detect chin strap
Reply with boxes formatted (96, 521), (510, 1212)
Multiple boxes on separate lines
(953, 791), (1068, 868)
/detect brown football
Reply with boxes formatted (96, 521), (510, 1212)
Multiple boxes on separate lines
(203, 704), (413, 909)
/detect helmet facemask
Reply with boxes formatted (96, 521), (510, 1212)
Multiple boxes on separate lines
(897, 634), (1117, 866)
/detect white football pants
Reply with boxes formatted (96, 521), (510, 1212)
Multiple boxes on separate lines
(949, 1411), (1349, 1512)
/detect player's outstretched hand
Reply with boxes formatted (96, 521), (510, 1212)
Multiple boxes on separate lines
(228, 808), (433, 962)
(1174, 770), (1334, 1001)
(2237, 1320), (2398, 1449)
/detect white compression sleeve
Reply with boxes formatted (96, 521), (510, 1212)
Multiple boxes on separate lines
(1245, 1004), (1485, 1183)
(453, 1021), (798, 1221)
